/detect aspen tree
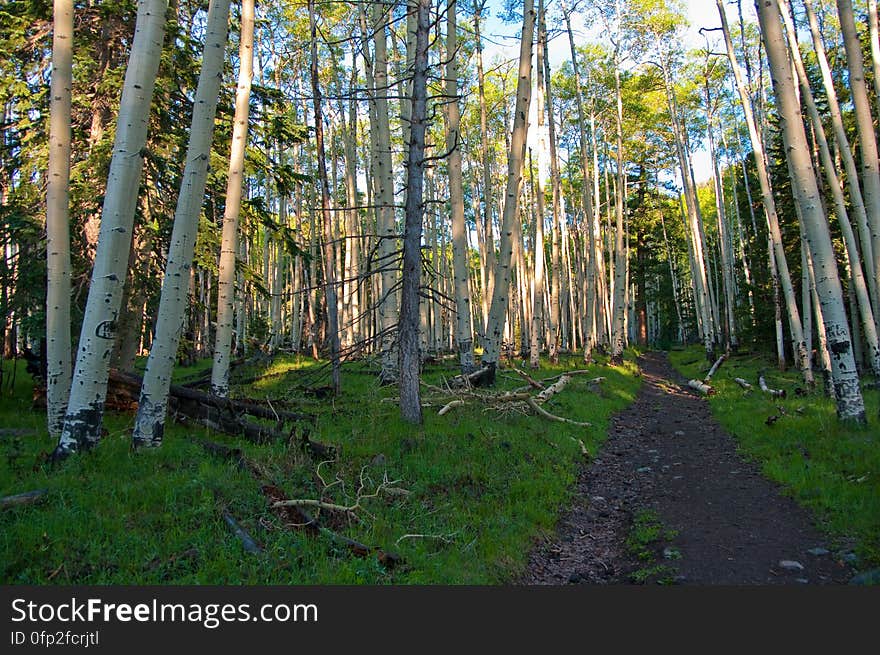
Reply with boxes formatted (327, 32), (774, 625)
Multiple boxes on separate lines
(53, 0), (169, 458)
(132, 0), (233, 447)
(46, 0), (73, 438)
(756, 0), (865, 422)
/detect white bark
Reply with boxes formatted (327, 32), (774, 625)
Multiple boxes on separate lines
(371, 1), (399, 383)
(482, 0), (535, 371)
(211, 0), (255, 398)
(445, 1), (475, 373)
(836, 0), (880, 310)
(757, 0), (866, 422)
(46, 0), (73, 439)
(778, 0), (880, 378)
(716, 0), (812, 384)
(132, 0), (233, 447)
(802, 0), (878, 316)
(54, 0), (169, 458)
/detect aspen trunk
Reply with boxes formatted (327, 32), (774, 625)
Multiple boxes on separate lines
(757, 0), (865, 422)
(54, 0), (169, 458)
(802, 0), (879, 317)
(482, 0), (535, 373)
(132, 0), (232, 448)
(778, 0), (880, 378)
(371, 1), (399, 383)
(445, 1), (475, 373)
(46, 0), (73, 438)
(716, 0), (812, 385)
(211, 0), (255, 398)
(836, 0), (880, 310)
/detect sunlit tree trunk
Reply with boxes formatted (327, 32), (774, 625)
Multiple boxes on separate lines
(757, 0), (865, 422)
(717, 0), (812, 384)
(800, 0), (878, 318)
(836, 0), (880, 308)
(132, 0), (232, 447)
(46, 0), (73, 439)
(482, 0), (534, 376)
(778, 0), (880, 378)
(445, 0), (475, 373)
(211, 0), (254, 398)
(54, 0), (169, 459)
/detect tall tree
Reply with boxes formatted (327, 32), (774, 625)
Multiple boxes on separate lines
(756, 0), (866, 422)
(132, 0), (233, 447)
(52, 0), (170, 459)
(45, 0), (73, 438)
(445, 0), (475, 373)
(211, 0), (256, 398)
(308, 0), (342, 395)
(481, 0), (536, 377)
(398, 0), (431, 424)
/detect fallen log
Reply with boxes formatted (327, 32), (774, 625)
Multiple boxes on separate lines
(110, 369), (313, 423)
(223, 511), (262, 554)
(687, 379), (715, 395)
(759, 374), (786, 398)
(734, 378), (753, 390)
(0, 489), (47, 510)
(705, 354), (727, 381)
(535, 375), (571, 403)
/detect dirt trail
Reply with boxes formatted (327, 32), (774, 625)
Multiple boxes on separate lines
(521, 351), (854, 585)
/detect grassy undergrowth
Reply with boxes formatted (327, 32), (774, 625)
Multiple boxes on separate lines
(669, 346), (880, 567)
(1, 350), (640, 584)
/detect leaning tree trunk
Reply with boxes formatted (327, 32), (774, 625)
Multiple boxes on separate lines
(445, 0), (475, 374)
(46, 0), (73, 439)
(778, 0), (880, 378)
(836, 0), (880, 311)
(132, 0), (233, 448)
(398, 0), (430, 424)
(53, 0), (169, 459)
(211, 0), (255, 398)
(482, 0), (535, 376)
(716, 0), (812, 386)
(802, 0), (878, 316)
(757, 0), (866, 423)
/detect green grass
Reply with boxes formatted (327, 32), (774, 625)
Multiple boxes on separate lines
(0, 350), (641, 584)
(624, 508), (679, 585)
(669, 346), (880, 567)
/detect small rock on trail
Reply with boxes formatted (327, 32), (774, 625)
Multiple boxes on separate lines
(520, 351), (853, 585)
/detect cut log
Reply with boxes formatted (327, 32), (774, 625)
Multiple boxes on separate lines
(0, 489), (47, 510)
(734, 378), (753, 390)
(223, 511), (262, 554)
(687, 379), (715, 395)
(759, 374), (786, 398)
(705, 354), (727, 381)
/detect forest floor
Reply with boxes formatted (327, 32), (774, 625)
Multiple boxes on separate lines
(521, 351), (860, 585)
